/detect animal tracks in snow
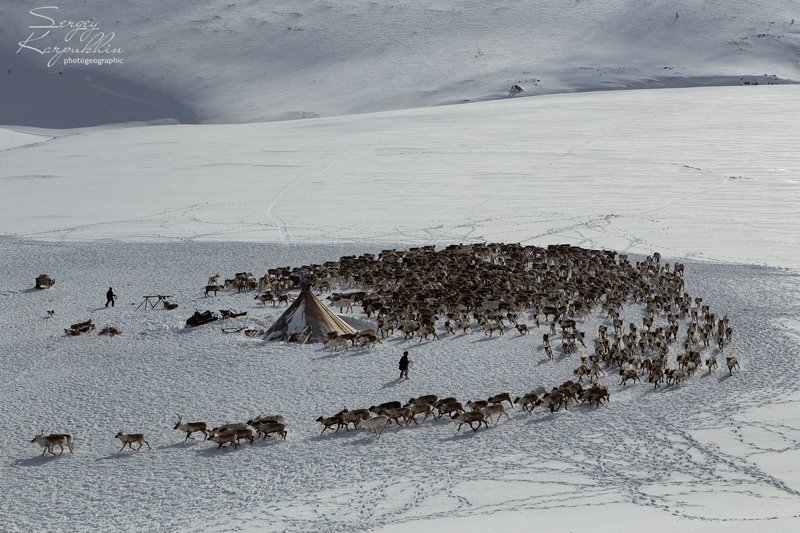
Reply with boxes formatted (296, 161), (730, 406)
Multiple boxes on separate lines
(1, 239), (799, 531)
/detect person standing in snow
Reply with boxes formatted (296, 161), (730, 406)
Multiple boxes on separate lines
(105, 287), (116, 308)
(399, 351), (410, 380)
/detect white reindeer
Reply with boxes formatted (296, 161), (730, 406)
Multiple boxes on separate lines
(356, 415), (390, 437)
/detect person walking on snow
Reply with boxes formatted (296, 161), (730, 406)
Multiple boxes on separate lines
(105, 287), (116, 308)
(399, 351), (411, 380)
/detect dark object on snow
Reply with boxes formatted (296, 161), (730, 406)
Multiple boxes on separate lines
(98, 326), (122, 337)
(186, 310), (218, 328)
(136, 295), (174, 310)
(244, 328), (266, 338)
(287, 325), (313, 344)
(399, 351), (410, 380)
(511, 84), (524, 94)
(35, 274), (55, 289)
(220, 309), (247, 320)
(204, 284), (223, 297)
(163, 300), (179, 310)
(105, 287), (116, 308)
(221, 326), (247, 334)
(65, 319), (95, 336)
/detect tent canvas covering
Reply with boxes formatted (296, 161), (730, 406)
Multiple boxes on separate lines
(264, 289), (357, 343)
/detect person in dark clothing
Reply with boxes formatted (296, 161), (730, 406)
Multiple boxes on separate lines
(399, 351), (410, 380)
(105, 287), (116, 308)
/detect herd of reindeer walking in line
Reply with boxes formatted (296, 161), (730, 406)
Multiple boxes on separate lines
(8, 243), (740, 456)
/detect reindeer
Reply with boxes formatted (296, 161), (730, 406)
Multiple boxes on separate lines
(173, 415), (208, 441)
(254, 292), (275, 305)
(204, 285), (223, 297)
(480, 404), (510, 424)
(544, 344), (555, 360)
(409, 395), (438, 406)
(418, 324), (438, 342)
(483, 322), (504, 336)
(252, 421), (288, 440)
(726, 356), (740, 376)
(325, 338), (349, 353)
(316, 414), (345, 434)
(208, 431), (241, 449)
(506, 311), (518, 326)
(588, 362), (605, 382)
(435, 400), (465, 419)
(31, 431), (74, 456)
(331, 299), (353, 314)
(513, 392), (542, 412)
(356, 415), (390, 437)
(115, 432), (151, 452)
(487, 393), (514, 409)
(452, 411), (488, 432)
(619, 368), (640, 386)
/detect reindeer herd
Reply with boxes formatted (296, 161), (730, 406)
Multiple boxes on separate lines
(313, 382), (615, 438)
(13, 243), (743, 458)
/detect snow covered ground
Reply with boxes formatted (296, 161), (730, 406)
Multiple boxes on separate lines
(1, 85), (798, 268)
(0, 128), (49, 151)
(2, 0), (798, 126)
(2, 5), (800, 526)
(0, 238), (798, 532)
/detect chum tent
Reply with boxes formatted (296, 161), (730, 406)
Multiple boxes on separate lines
(264, 288), (357, 343)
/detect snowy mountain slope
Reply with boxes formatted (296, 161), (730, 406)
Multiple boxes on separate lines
(0, 128), (49, 151)
(0, 238), (799, 532)
(1, 85), (798, 268)
(2, 0), (799, 127)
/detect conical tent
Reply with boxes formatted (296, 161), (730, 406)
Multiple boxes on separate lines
(264, 288), (357, 343)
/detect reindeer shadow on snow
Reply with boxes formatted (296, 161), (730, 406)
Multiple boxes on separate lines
(440, 429), (487, 443)
(196, 444), (248, 457)
(523, 413), (558, 426)
(158, 440), (202, 451)
(342, 347), (380, 359)
(251, 436), (288, 448)
(12, 454), (63, 467)
(307, 428), (363, 443)
(345, 436), (382, 446)
(718, 372), (735, 383)
(470, 335), (500, 344)
(312, 351), (341, 362)
(21, 287), (44, 294)
(96, 452), (138, 462)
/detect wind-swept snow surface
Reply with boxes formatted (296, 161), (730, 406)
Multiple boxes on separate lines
(0, 239), (799, 532)
(2, 0), (799, 126)
(0, 128), (49, 150)
(1, 86), (798, 268)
